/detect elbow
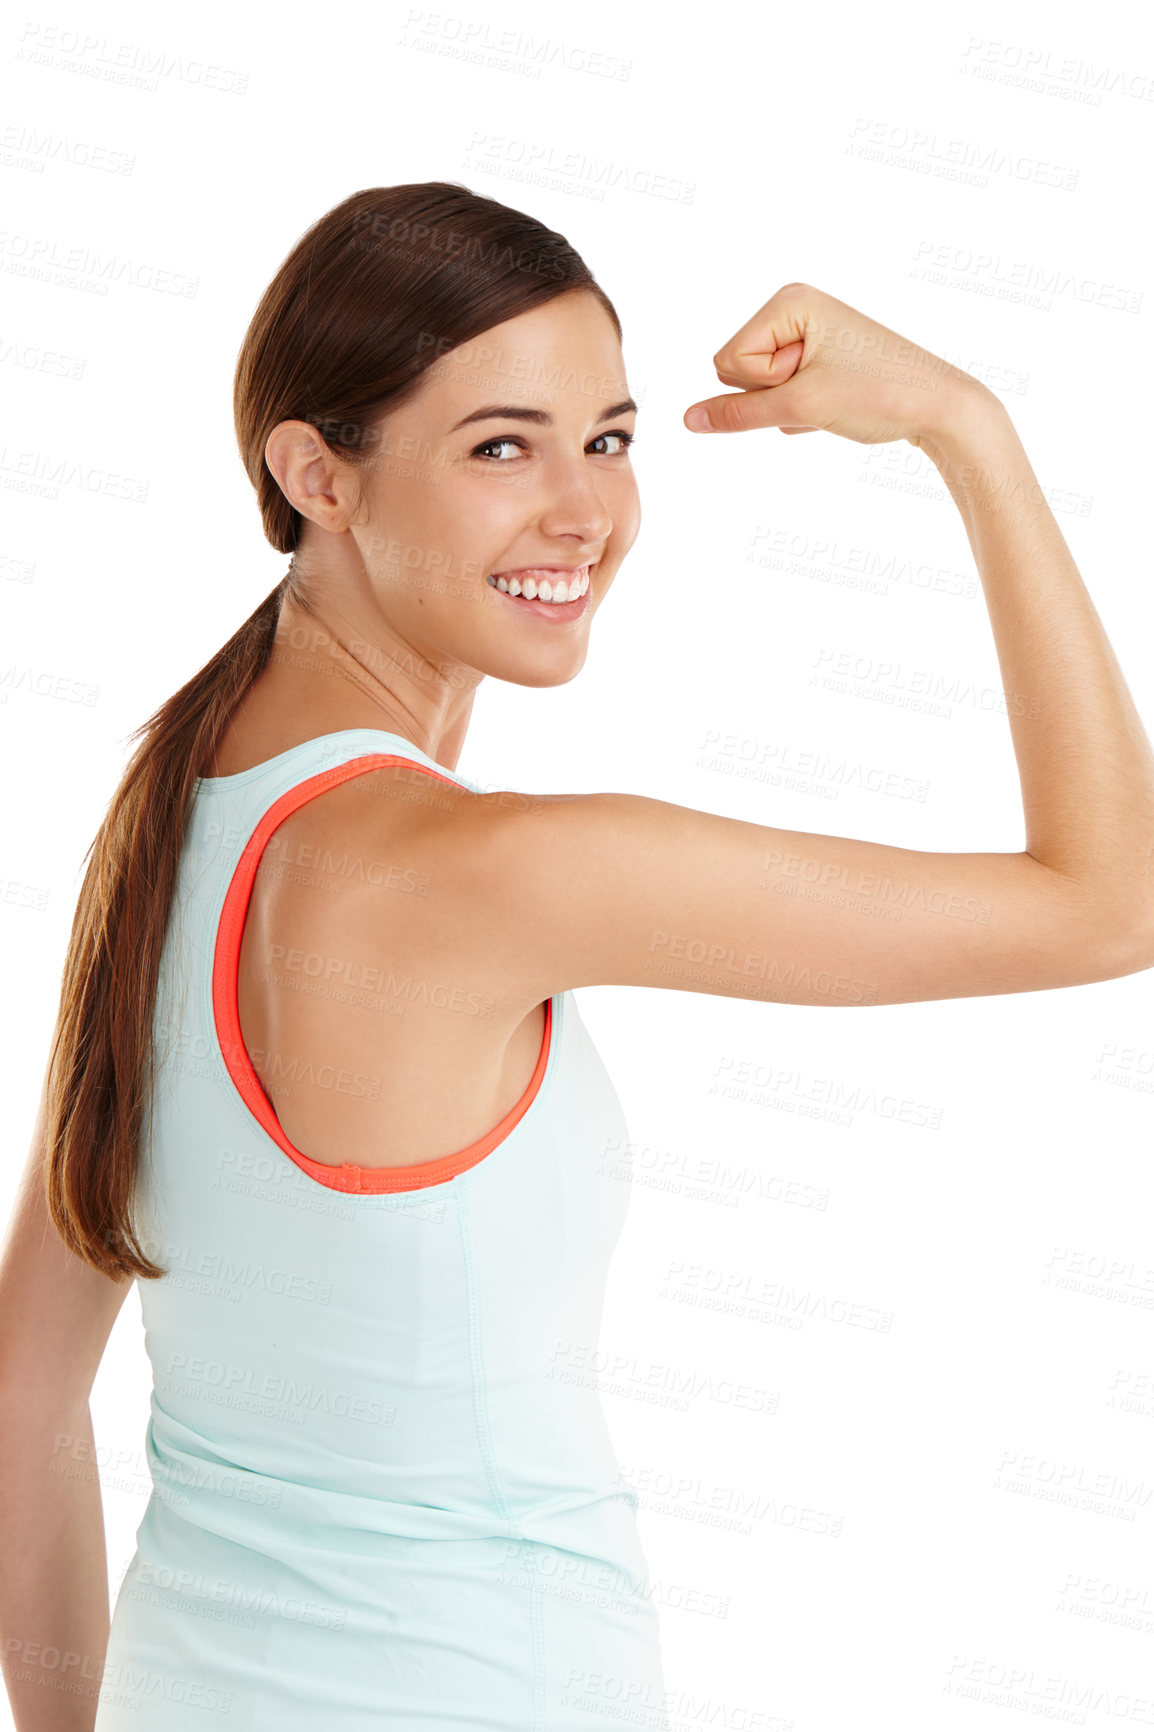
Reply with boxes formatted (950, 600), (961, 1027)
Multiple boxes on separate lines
(1047, 865), (1154, 981)
(1119, 894), (1154, 974)
(1073, 903), (1154, 984)
(1126, 917), (1154, 977)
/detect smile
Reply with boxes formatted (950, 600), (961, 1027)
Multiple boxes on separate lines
(486, 564), (592, 620)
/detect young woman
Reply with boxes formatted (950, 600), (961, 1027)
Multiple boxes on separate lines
(2, 181), (1152, 1731)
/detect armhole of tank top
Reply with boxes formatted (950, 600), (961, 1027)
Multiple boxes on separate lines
(208, 751), (561, 1196)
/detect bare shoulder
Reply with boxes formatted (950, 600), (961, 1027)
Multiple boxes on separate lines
(239, 764), (551, 1165)
(246, 760), (489, 997)
(259, 759), (479, 918)
(423, 783), (1151, 1009)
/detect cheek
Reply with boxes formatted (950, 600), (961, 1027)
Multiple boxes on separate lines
(366, 481), (470, 575)
(614, 485), (642, 552)
(421, 487), (521, 592)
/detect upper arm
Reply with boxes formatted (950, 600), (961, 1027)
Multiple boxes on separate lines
(449, 790), (1151, 1009)
(0, 1055), (134, 1401)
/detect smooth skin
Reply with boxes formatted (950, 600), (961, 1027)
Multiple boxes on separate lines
(3, 280), (1154, 1729)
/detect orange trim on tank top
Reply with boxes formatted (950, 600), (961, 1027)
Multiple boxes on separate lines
(211, 752), (553, 1195)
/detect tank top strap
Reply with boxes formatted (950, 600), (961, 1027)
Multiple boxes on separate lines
(193, 726), (487, 805)
(179, 725), (561, 1199)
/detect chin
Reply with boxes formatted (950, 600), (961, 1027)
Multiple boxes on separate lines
(486, 644), (589, 690)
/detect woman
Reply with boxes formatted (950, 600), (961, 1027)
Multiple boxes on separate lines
(1, 181), (1152, 1730)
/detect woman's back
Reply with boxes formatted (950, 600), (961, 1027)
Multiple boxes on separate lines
(209, 698), (551, 1173)
(96, 724), (668, 1730)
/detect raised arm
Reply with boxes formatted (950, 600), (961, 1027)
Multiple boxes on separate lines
(429, 288), (1154, 1010)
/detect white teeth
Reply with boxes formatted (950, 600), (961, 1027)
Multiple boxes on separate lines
(490, 567), (589, 604)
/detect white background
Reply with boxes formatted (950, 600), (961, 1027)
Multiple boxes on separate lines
(2, 0), (1153, 1726)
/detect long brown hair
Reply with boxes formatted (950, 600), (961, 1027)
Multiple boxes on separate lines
(44, 182), (621, 1280)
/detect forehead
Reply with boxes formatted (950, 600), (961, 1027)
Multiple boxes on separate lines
(414, 291), (630, 421)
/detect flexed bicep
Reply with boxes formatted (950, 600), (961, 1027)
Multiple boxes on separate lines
(451, 791), (1148, 1011)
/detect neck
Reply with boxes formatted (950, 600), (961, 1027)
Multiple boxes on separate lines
(266, 587), (478, 773)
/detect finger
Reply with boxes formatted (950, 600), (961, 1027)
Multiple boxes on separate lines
(714, 338), (805, 391)
(683, 390), (783, 434)
(682, 339), (807, 431)
(712, 291), (811, 382)
(684, 371), (831, 435)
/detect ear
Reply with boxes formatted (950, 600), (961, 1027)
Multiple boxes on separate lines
(264, 420), (360, 534)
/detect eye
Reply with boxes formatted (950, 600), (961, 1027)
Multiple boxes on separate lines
(589, 430), (636, 456)
(470, 436), (525, 462)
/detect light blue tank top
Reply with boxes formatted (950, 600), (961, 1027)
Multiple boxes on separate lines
(95, 729), (670, 1731)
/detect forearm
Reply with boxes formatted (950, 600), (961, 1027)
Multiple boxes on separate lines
(919, 388), (1154, 941)
(1, 1397), (109, 1730)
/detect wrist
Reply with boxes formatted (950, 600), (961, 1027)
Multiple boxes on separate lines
(910, 379), (1018, 474)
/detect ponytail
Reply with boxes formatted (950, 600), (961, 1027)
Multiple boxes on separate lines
(44, 575), (289, 1279)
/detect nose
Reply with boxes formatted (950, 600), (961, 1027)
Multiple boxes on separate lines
(536, 452), (615, 549)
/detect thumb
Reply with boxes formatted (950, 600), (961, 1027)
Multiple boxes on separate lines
(684, 339), (806, 433)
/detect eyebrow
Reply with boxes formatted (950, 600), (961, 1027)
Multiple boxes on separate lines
(449, 397), (638, 433)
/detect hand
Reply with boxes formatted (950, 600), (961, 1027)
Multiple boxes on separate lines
(683, 282), (990, 449)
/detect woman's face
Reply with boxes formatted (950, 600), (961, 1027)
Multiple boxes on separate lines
(309, 287), (640, 690)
